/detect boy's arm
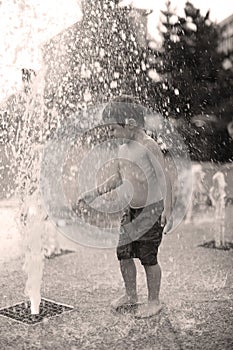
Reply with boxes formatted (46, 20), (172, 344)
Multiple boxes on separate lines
(76, 162), (122, 205)
(96, 169), (122, 196)
(144, 138), (173, 228)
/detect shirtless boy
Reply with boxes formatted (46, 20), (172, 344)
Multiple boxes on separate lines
(76, 96), (173, 318)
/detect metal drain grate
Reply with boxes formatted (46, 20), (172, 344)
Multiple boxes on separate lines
(45, 249), (74, 259)
(199, 240), (233, 250)
(0, 298), (74, 325)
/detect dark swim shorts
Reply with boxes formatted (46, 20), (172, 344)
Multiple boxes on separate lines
(117, 201), (164, 266)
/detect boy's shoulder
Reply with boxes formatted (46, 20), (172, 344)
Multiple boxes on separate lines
(142, 134), (160, 151)
(142, 134), (156, 144)
(117, 134), (160, 153)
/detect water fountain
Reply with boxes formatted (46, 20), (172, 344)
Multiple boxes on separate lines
(209, 171), (227, 247)
(1, 0), (193, 321)
(7, 62), (71, 317)
(1, 0), (154, 317)
(185, 163), (209, 223)
(13, 64), (48, 315)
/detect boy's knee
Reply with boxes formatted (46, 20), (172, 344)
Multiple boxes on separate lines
(140, 254), (158, 266)
(116, 243), (133, 261)
(137, 242), (159, 266)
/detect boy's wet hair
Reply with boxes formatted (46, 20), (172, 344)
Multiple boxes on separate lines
(102, 95), (145, 127)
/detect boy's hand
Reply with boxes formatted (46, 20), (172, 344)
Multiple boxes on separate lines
(72, 189), (98, 215)
(161, 207), (171, 226)
(161, 210), (166, 227)
(162, 216), (173, 234)
(161, 208), (173, 234)
(78, 189), (98, 205)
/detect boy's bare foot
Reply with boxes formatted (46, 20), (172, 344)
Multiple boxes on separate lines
(135, 300), (162, 319)
(111, 295), (138, 310)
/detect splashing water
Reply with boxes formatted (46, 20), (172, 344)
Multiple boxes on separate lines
(1, 0), (194, 314)
(185, 164), (207, 223)
(21, 190), (45, 314)
(12, 58), (48, 315)
(209, 171), (227, 247)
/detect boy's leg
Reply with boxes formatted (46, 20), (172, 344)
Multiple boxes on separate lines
(120, 258), (137, 300)
(144, 263), (161, 302)
(134, 237), (163, 318)
(112, 206), (138, 308)
(135, 263), (163, 318)
(111, 258), (138, 309)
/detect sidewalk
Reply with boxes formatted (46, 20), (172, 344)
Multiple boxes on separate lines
(0, 218), (232, 349)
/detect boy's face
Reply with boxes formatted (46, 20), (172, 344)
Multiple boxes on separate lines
(109, 123), (143, 142)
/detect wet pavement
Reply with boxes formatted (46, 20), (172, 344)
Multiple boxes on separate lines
(0, 214), (233, 349)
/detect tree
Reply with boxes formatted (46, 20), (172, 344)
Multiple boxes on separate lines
(149, 1), (233, 161)
(43, 0), (152, 117)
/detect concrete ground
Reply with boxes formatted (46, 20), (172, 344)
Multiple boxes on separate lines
(0, 161), (232, 349)
(0, 207), (232, 350)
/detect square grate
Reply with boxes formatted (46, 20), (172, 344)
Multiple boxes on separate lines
(45, 249), (74, 260)
(0, 298), (74, 325)
(199, 240), (233, 251)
